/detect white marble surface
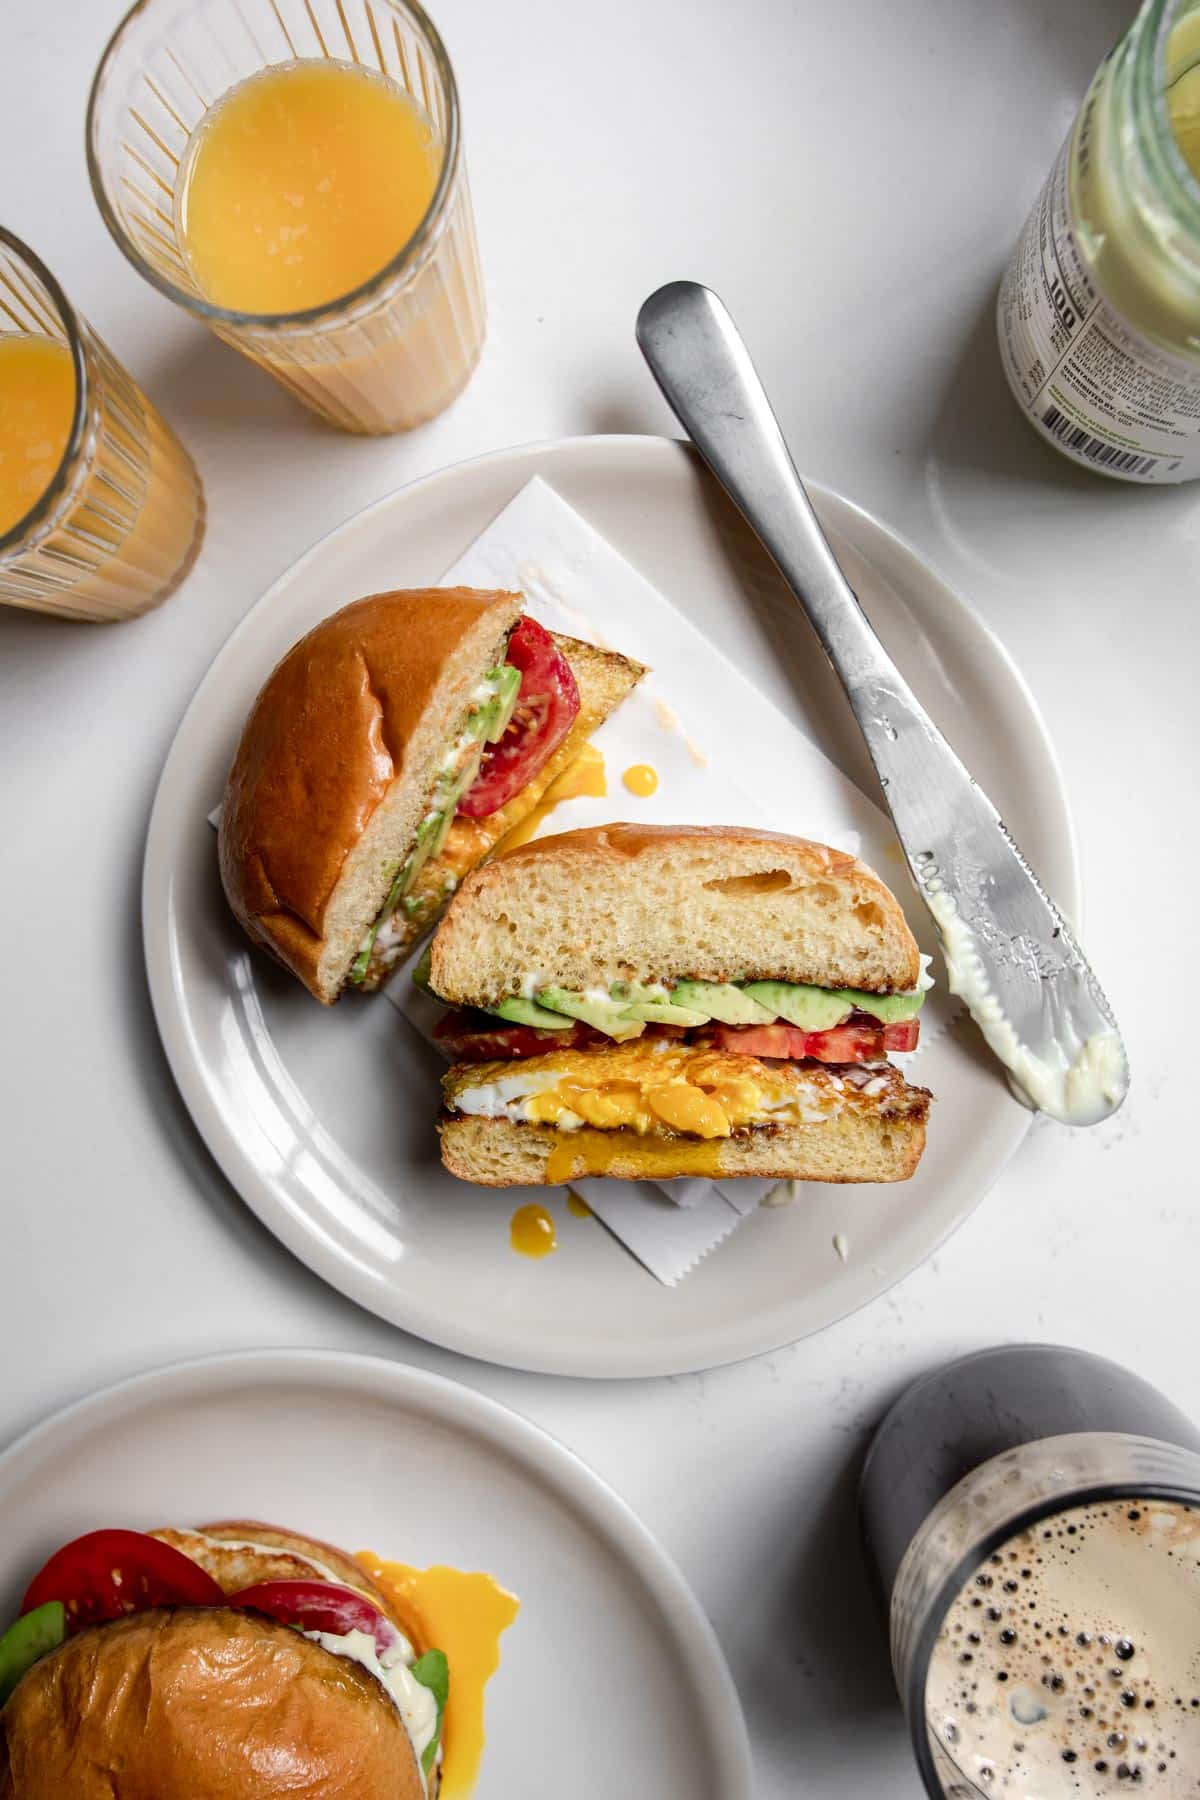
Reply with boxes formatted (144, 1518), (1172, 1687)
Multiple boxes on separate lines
(1, 1), (1196, 1791)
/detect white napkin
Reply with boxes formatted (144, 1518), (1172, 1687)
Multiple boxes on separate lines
(387, 477), (950, 1285)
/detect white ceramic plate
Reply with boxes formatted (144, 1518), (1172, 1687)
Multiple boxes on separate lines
(143, 435), (1079, 1378)
(0, 1350), (752, 1798)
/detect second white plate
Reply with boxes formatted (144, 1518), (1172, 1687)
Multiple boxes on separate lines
(0, 1350), (751, 1797)
(143, 434), (1078, 1377)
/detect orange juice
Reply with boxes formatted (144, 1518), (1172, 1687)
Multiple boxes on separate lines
(176, 60), (440, 315)
(0, 336), (75, 538)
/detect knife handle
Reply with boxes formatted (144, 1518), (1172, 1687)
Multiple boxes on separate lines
(636, 278), (987, 876)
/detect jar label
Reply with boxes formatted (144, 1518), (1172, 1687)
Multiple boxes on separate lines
(998, 136), (1200, 483)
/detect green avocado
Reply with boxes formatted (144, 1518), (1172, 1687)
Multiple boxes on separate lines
(623, 1000), (709, 1026)
(410, 1647), (450, 1776)
(608, 982), (707, 1026)
(411, 944), (435, 993)
(0, 1602), (65, 1707)
(832, 985), (925, 1023)
(670, 981), (776, 1026)
(741, 982), (852, 1031)
(537, 988), (645, 1040)
(494, 996), (575, 1031)
(479, 663), (522, 742)
(416, 807), (453, 860)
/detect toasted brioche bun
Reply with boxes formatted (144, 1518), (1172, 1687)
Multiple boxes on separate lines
(439, 1055), (930, 1186)
(357, 636), (646, 989)
(0, 1607), (423, 1800)
(220, 587), (522, 1004)
(429, 824), (921, 1006)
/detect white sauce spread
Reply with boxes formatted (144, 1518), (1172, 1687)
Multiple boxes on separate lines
(307, 1625), (438, 1778)
(928, 889), (1127, 1126)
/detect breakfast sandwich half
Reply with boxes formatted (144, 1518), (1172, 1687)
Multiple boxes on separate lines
(219, 588), (645, 1002)
(426, 824), (932, 1186)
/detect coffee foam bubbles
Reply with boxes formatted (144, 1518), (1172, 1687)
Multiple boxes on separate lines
(925, 1499), (1200, 1796)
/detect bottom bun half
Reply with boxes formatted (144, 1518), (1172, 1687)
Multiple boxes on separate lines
(438, 1106), (929, 1186)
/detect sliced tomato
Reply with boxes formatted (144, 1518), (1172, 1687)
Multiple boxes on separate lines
(22, 1530), (225, 1634)
(706, 1013), (920, 1063)
(435, 1008), (602, 1061)
(434, 1009), (691, 1062)
(706, 1022), (813, 1060)
(458, 617), (580, 817)
(228, 1581), (400, 1656)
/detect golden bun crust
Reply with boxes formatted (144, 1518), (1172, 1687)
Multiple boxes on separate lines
(0, 1607), (424, 1800)
(430, 822), (922, 1001)
(219, 586), (521, 1001)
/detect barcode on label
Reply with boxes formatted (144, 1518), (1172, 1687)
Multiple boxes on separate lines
(1041, 405), (1161, 474)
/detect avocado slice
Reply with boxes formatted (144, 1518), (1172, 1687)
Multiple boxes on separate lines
(670, 981), (776, 1026)
(0, 1602), (65, 1706)
(623, 1000), (709, 1026)
(411, 944), (434, 994)
(607, 981), (707, 1027)
(410, 1647), (449, 1776)
(832, 986), (925, 1023)
(741, 982), (852, 1032)
(494, 996), (575, 1031)
(537, 987), (645, 1040)
(479, 663), (522, 742)
(416, 807), (453, 860)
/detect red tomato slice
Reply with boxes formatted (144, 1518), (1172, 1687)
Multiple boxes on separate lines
(22, 1530), (225, 1634)
(228, 1580), (399, 1657)
(435, 1008), (601, 1061)
(434, 1010), (691, 1062)
(457, 617), (580, 817)
(706, 1014), (920, 1063)
(882, 1018), (920, 1053)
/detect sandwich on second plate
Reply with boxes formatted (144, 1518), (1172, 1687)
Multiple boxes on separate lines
(0, 1519), (453, 1796)
(426, 824), (932, 1186)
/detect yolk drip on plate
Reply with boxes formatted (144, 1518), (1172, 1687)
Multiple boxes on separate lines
(357, 1556), (520, 1800)
(621, 762), (658, 797)
(496, 742), (607, 851)
(565, 1190), (592, 1218)
(509, 1203), (557, 1257)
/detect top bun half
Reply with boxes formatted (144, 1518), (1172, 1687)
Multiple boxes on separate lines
(219, 587), (522, 1002)
(0, 1607), (423, 1800)
(429, 822), (921, 1001)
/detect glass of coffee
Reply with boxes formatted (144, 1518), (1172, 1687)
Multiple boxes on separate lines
(861, 1345), (1200, 1796)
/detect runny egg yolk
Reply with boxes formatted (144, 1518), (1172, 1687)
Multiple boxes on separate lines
(510, 1203), (557, 1257)
(621, 762), (659, 797)
(356, 1556), (520, 1800)
(519, 1046), (774, 1139)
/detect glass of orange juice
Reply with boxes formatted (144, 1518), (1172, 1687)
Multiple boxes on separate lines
(0, 229), (204, 621)
(87, 0), (486, 437)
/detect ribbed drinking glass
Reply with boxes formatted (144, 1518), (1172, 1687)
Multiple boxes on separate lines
(87, 0), (486, 436)
(0, 229), (204, 621)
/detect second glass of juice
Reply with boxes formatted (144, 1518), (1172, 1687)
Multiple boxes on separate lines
(87, 0), (486, 436)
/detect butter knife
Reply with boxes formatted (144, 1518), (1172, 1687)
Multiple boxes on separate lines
(636, 279), (1127, 1126)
